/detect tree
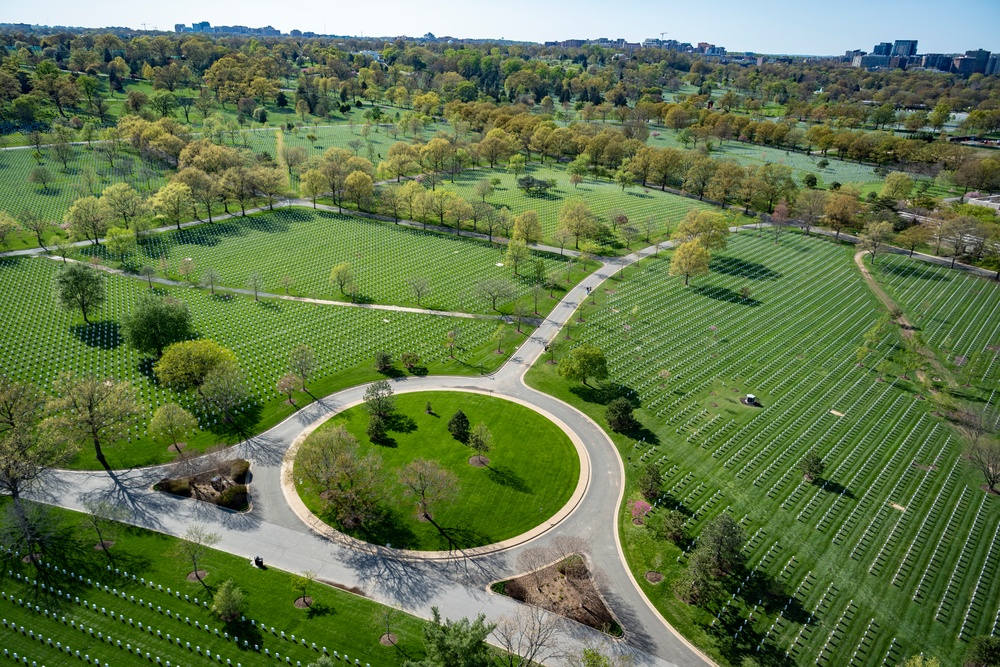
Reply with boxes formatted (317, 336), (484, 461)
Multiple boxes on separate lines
(647, 509), (686, 544)
(48, 373), (140, 470)
(151, 181), (194, 232)
(940, 216), (980, 268)
(798, 449), (825, 482)
(289, 344), (317, 391)
(298, 423), (384, 528)
(200, 267), (221, 295)
(513, 211), (542, 245)
(558, 199), (598, 249)
(300, 169), (327, 208)
(672, 210), (729, 250)
(474, 178), (494, 202)
(406, 276), (431, 307)
(404, 607), (494, 667)
(177, 524), (220, 590)
(277, 373), (298, 404)
(824, 191), (862, 240)
(468, 423), (493, 464)
(198, 366), (252, 431)
(211, 579), (247, 622)
(669, 240), (711, 286)
(793, 189), (825, 237)
(699, 512), (745, 575)
(65, 195), (110, 245)
(292, 570), (317, 607)
(81, 498), (128, 566)
(246, 271), (264, 301)
(399, 460), (459, 526)
(19, 210), (53, 250)
(968, 441), (1000, 494)
(605, 397), (636, 433)
(0, 377), (68, 507)
(860, 220), (894, 264)
(101, 183), (145, 229)
(637, 463), (662, 500)
(154, 339), (238, 389)
(964, 635), (1000, 667)
(364, 379), (395, 420)
(558, 343), (608, 387)
(122, 294), (192, 356)
(28, 166), (54, 192)
(505, 239), (531, 276)
(492, 607), (558, 667)
(375, 350), (394, 372)
(330, 262), (354, 294)
(896, 224), (931, 257)
(149, 403), (198, 453)
(0, 211), (17, 249)
(54, 263), (105, 324)
(476, 277), (515, 311)
(881, 172), (914, 202)
(105, 226), (136, 261)
(345, 170), (375, 212)
(448, 410), (470, 442)
(771, 199), (791, 244)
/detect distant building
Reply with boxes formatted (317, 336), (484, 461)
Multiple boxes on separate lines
(921, 54), (952, 71)
(846, 49), (866, 60)
(987, 54), (1000, 76)
(952, 56), (978, 76)
(174, 21), (279, 36)
(965, 49), (991, 74)
(853, 54), (890, 68)
(891, 39), (918, 57)
(873, 42), (893, 56)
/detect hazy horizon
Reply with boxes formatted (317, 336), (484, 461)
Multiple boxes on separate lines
(5, 0), (999, 56)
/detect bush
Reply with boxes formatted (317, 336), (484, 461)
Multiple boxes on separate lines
(217, 484), (249, 510)
(965, 635), (1000, 667)
(605, 397), (636, 432)
(230, 459), (250, 484)
(374, 350), (393, 372)
(637, 463), (662, 500)
(367, 413), (387, 442)
(155, 478), (191, 497)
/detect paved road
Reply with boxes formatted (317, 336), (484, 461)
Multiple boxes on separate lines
(28, 238), (713, 667)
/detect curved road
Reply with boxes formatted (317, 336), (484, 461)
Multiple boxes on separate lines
(28, 241), (715, 667)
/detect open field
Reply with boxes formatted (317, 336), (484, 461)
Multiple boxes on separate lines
(0, 499), (427, 667)
(527, 231), (1000, 666)
(77, 207), (584, 315)
(295, 391), (580, 551)
(0, 256), (518, 469)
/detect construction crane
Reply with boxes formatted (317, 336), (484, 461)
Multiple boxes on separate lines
(660, 32), (668, 39)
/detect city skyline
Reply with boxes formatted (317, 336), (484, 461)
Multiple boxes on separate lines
(4, 0), (999, 55)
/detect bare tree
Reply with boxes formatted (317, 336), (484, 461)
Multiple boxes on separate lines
(476, 277), (515, 311)
(47, 373), (141, 471)
(492, 606), (560, 667)
(969, 441), (1000, 494)
(407, 276), (431, 307)
(177, 524), (220, 591)
(398, 459), (458, 526)
(82, 498), (129, 566)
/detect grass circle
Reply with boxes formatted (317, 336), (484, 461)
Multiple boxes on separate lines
(294, 391), (580, 551)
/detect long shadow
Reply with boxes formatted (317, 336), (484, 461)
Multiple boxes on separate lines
(875, 261), (948, 281)
(386, 413), (417, 434)
(70, 321), (124, 349)
(814, 478), (855, 499)
(206, 401), (264, 442)
(692, 284), (761, 306)
(709, 256), (782, 281)
(350, 509), (419, 550)
(485, 464), (532, 494)
(568, 382), (635, 405)
(224, 618), (264, 650)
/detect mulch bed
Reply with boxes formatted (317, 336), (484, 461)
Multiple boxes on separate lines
(93, 541), (115, 551)
(21, 553), (41, 564)
(379, 633), (398, 647)
(912, 462), (937, 472)
(293, 596), (313, 609)
(186, 570), (208, 582)
(469, 456), (490, 468)
(982, 485), (1000, 496)
(645, 571), (664, 584)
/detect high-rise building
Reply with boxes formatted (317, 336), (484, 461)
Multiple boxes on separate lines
(873, 42), (892, 56)
(921, 54), (952, 71)
(965, 49), (991, 74)
(892, 40), (918, 57)
(987, 54), (1000, 76)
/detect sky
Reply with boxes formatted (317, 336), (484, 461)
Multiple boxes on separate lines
(6, 0), (1000, 56)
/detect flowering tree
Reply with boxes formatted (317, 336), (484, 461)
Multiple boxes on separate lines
(630, 499), (652, 524)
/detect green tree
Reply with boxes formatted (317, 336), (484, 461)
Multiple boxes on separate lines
(672, 209), (729, 250)
(54, 263), (105, 324)
(211, 579), (247, 622)
(154, 339), (237, 389)
(647, 509), (686, 544)
(605, 397), (636, 433)
(699, 512), (745, 575)
(797, 449), (825, 482)
(468, 422), (493, 464)
(669, 240), (711, 286)
(403, 607), (494, 667)
(177, 524), (220, 591)
(101, 182), (145, 229)
(122, 294), (192, 356)
(448, 410), (470, 442)
(65, 195), (110, 245)
(148, 403), (198, 453)
(289, 344), (317, 391)
(637, 462), (662, 500)
(881, 172), (914, 201)
(0, 377), (70, 507)
(860, 220), (894, 264)
(558, 343), (608, 387)
(151, 181), (194, 231)
(329, 262), (354, 294)
(964, 635), (1000, 667)
(558, 199), (598, 249)
(364, 379), (395, 419)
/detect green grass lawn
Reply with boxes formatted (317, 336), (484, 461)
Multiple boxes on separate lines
(295, 391), (579, 551)
(0, 256), (527, 469)
(526, 231), (1000, 667)
(378, 162), (717, 243)
(77, 207), (587, 316)
(0, 499), (428, 667)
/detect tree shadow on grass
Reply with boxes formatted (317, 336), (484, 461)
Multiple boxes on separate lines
(709, 256), (782, 281)
(486, 464), (532, 494)
(692, 284), (761, 306)
(351, 510), (419, 550)
(813, 477), (855, 500)
(569, 382), (634, 405)
(70, 321), (124, 349)
(386, 413), (417, 434)
(223, 618), (263, 650)
(876, 261), (948, 281)
(207, 401), (264, 442)
(305, 601), (336, 619)
(378, 366), (406, 379)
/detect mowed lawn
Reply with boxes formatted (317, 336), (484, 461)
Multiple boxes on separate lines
(295, 391), (580, 551)
(77, 207), (586, 315)
(0, 499), (428, 667)
(0, 256), (518, 469)
(527, 231), (1000, 667)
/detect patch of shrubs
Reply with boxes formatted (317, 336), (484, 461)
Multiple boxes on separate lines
(154, 478), (192, 497)
(217, 484), (249, 511)
(230, 459), (251, 484)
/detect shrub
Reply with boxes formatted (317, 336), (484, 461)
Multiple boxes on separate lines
(217, 484), (249, 510)
(367, 413), (387, 442)
(230, 459), (250, 484)
(156, 478), (191, 497)
(374, 350), (393, 371)
(637, 463), (662, 500)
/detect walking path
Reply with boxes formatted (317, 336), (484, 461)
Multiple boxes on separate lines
(28, 235), (714, 667)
